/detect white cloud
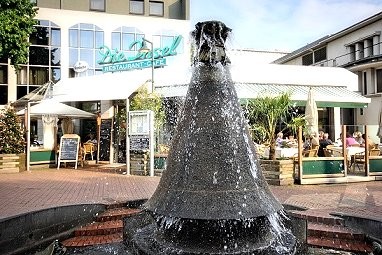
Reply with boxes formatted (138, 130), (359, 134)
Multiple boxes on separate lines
(190, 0), (382, 51)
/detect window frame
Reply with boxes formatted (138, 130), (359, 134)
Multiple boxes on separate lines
(90, 0), (106, 12)
(149, 1), (164, 16)
(130, 0), (144, 15)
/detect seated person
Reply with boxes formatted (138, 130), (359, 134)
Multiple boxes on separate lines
(275, 132), (284, 147)
(361, 133), (376, 149)
(318, 133), (333, 157)
(86, 133), (97, 144)
(353, 131), (365, 145)
(345, 132), (359, 147)
(310, 132), (320, 149)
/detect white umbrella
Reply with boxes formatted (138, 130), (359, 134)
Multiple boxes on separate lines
(17, 99), (95, 118)
(62, 117), (74, 134)
(305, 88), (318, 136)
(377, 97), (382, 138)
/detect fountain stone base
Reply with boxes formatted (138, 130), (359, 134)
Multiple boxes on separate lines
(123, 211), (308, 255)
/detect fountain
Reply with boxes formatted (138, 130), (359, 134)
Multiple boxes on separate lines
(124, 21), (306, 254)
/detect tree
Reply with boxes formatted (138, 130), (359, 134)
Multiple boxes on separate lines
(0, 106), (25, 154)
(0, 0), (38, 69)
(130, 86), (165, 129)
(243, 92), (305, 160)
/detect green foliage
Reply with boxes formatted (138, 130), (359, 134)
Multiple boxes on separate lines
(242, 92), (305, 160)
(0, 0), (38, 69)
(116, 86), (165, 131)
(0, 107), (25, 154)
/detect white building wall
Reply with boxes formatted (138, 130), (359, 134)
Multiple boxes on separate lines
(35, 8), (191, 81)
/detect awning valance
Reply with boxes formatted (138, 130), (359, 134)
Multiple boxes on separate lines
(155, 83), (370, 108)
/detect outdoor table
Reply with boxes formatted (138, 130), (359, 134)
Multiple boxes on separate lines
(263, 147), (298, 159)
(331, 146), (365, 171)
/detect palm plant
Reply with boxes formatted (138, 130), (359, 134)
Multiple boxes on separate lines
(243, 92), (305, 160)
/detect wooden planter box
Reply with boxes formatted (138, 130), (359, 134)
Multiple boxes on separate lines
(0, 153), (26, 173)
(260, 159), (294, 186)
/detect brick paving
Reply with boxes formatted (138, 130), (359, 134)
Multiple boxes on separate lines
(0, 168), (381, 222)
(1, 167), (381, 253)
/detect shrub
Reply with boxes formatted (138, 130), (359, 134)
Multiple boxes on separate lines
(0, 107), (25, 154)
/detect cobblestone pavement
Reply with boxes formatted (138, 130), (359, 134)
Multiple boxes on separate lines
(0, 168), (381, 222)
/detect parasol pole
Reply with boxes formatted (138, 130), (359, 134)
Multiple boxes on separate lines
(26, 101), (31, 172)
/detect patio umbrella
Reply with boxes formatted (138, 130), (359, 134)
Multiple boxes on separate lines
(377, 97), (382, 138)
(305, 87), (318, 136)
(62, 117), (75, 134)
(17, 99), (95, 118)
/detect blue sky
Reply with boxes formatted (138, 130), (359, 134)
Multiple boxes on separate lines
(190, 0), (382, 52)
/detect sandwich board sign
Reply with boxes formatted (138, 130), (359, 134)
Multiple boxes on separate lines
(57, 134), (80, 169)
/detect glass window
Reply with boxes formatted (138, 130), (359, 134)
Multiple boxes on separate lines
(29, 67), (49, 85)
(95, 31), (104, 48)
(69, 29), (78, 47)
(161, 36), (173, 48)
(17, 67), (27, 85)
(80, 49), (94, 68)
(29, 46), (50, 65)
(30, 26), (49, 45)
(377, 69), (382, 93)
(51, 48), (61, 66)
(37, 20), (49, 26)
(122, 33), (135, 51)
(69, 48), (78, 67)
(17, 86), (28, 99)
(51, 68), (61, 83)
(130, 0), (144, 14)
(0, 56), (7, 63)
(0, 65), (8, 84)
(314, 47), (326, 63)
(90, 0), (105, 11)
(0, 85), (7, 104)
(112, 32), (121, 50)
(80, 30), (94, 48)
(51, 28), (61, 46)
(150, 1), (164, 16)
(302, 53), (313, 66)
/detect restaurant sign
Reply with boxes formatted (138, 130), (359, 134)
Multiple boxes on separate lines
(98, 35), (182, 73)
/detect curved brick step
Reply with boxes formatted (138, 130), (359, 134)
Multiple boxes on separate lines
(289, 209), (345, 226)
(62, 233), (123, 247)
(74, 220), (123, 236)
(308, 236), (372, 253)
(308, 222), (366, 241)
(96, 208), (142, 222)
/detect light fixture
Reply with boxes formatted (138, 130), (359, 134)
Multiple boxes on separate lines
(140, 38), (154, 93)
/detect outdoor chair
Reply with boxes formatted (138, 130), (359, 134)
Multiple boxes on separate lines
(354, 148), (380, 170)
(323, 148), (333, 157)
(83, 142), (96, 160)
(303, 148), (318, 157)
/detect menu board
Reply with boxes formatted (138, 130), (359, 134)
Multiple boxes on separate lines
(99, 119), (112, 161)
(57, 134), (80, 169)
(130, 135), (150, 151)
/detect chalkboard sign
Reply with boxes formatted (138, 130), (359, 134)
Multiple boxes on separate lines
(99, 119), (112, 161)
(130, 135), (150, 151)
(57, 134), (80, 169)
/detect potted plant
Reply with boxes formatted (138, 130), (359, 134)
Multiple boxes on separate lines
(242, 92), (305, 185)
(0, 106), (26, 172)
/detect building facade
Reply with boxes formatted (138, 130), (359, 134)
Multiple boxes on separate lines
(273, 11), (382, 141)
(0, 0), (190, 165)
(0, 0), (190, 107)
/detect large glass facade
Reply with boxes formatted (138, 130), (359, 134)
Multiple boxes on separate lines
(69, 23), (104, 77)
(111, 27), (144, 60)
(0, 56), (7, 104)
(16, 20), (61, 99)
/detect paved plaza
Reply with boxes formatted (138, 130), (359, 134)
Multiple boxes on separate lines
(0, 168), (381, 222)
